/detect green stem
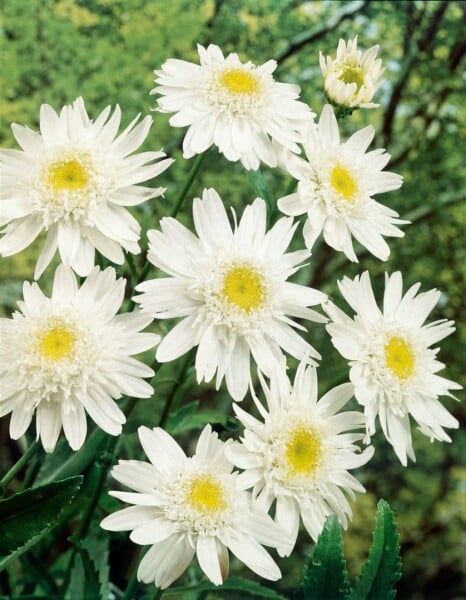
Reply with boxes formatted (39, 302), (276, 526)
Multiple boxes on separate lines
(158, 352), (192, 428)
(0, 439), (40, 491)
(171, 151), (207, 218)
(60, 397), (139, 597)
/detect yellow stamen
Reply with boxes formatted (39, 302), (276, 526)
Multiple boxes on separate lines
(187, 475), (226, 514)
(39, 323), (76, 361)
(329, 164), (358, 201)
(219, 69), (260, 95)
(385, 336), (415, 380)
(47, 159), (89, 191)
(338, 66), (364, 90)
(285, 425), (322, 476)
(222, 265), (266, 313)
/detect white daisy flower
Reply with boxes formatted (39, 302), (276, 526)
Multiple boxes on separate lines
(319, 36), (384, 109)
(134, 188), (327, 402)
(101, 424), (287, 588)
(325, 271), (461, 465)
(0, 97), (174, 279)
(226, 361), (373, 556)
(152, 43), (315, 170)
(0, 265), (159, 452)
(278, 105), (406, 262)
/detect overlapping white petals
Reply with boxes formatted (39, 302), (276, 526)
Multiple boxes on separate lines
(101, 425), (286, 588)
(226, 361), (373, 553)
(278, 105), (406, 262)
(134, 188), (327, 402)
(319, 36), (384, 109)
(0, 97), (174, 278)
(152, 44), (315, 170)
(325, 271), (461, 465)
(0, 265), (159, 452)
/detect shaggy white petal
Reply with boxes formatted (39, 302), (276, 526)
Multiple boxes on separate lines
(326, 270), (461, 464)
(0, 97), (173, 278)
(0, 266), (158, 452)
(152, 43), (315, 169)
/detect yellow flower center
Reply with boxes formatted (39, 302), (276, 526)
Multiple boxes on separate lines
(222, 265), (266, 313)
(338, 66), (365, 91)
(219, 68), (260, 95)
(285, 425), (322, 476)
(384, 336), (415, 380)
(38, 322), (76, 361)
(187, 475), (226, 514)
(46, 158), (90, 191)
(329, 164), (358, 202)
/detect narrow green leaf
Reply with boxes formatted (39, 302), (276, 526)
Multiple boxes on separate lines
(0, 476), (83, 566)
(35, 427), (108, 485)
(300, 514), (350, 600)
(164, 576), (286, 598)
(75, 544), (102, 600)
(165, 400), (200, 434)
(349, 499), (402, 600)
(247, 169), (276, 220)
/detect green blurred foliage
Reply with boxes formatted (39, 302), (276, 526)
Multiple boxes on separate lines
(0, 0), (465, 598)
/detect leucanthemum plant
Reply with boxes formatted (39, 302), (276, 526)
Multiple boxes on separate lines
(152, 43), (315, 170)
(0, 29), (461, 600)
(278, 104), (406, 261)
(134, 187), (327, 402)
(320, 36), (384, 110)
(0, 97), (173, 279)
(0, 265), (159, 452)
(226, 361), (374, 556)
(101, 424), (288, 588)
(325, 271), (461, 465)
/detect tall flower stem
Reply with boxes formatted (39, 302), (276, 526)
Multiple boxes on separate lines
(171, 151), (207, 218)
(0, 439), (41, 493)
(60, 396), (139, 597)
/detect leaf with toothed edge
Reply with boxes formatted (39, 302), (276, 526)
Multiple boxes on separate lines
(349, 499), (402, 600)
(0, 476), (83, 570)
(300, 513), (350, 600)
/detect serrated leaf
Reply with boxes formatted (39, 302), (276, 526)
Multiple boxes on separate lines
(74, 544), (102, 600)
(167, 406), (239, 435)
(349, 499), (402, 600)
(164, 575), (286, 598)
(300, 514), (349, 600)
(0, 476), (83, 567)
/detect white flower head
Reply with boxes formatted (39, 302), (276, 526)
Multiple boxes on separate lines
(278, 105), (406, 262)
(101, 424), (287, 588)
(325, 271), (461, 465)
(319, 36), (384, 109)
(226, 360), (373, 555)
(134, 188), (327, 402)
(0, 265), (160, 452)
(152, 43), (315, 170)
(0, 97), (174, 279)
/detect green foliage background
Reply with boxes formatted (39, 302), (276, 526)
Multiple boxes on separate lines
(0, 0), (465, 598)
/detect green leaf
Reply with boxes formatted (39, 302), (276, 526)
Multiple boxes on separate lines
(165, 400), (200, 434)
(300, 514), (349, 600)
(0, 476), (83, 569)
(72, 543), (102, 600)
(164, 575), (286, 598)
(349, 499), (402, 600)
(167, 403), (239, 435)
(247, 169), (276, 222)
(34, 427), (108, 485)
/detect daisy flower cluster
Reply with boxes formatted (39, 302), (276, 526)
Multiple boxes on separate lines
(0, 36), (460, 594)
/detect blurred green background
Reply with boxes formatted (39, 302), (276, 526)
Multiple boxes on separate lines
(0, 1), (465, 598)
